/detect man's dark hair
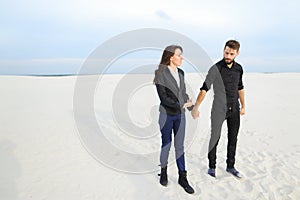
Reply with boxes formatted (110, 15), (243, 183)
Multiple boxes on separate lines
(224, 40), (240, 51)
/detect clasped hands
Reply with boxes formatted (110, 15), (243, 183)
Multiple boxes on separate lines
(183, 99), (200, 119)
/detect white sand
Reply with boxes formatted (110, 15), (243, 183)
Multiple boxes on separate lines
(0, 73), (299, 200)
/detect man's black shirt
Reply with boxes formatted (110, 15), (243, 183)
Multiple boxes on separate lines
(200, 59), (244, 112)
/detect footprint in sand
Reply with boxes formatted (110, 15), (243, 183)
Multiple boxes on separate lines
(259, 179), (272, 193)
(215, 185), (229, 198)
(242, 180), (254, 193)
(252, 192), (267, 199)
(245, 169), (256, 178)
(278, 185), (293, 196)
(193, 185), (202, 196)
(293, 145), (300, 153)
(258, 135), (273, 146)
(243, 129), (254, 136)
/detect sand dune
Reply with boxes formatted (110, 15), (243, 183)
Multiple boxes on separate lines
(0, 73), (299, 200)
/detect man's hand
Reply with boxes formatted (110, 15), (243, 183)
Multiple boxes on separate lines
(240, 107), (245, 115)
(191, 107), (200, 119)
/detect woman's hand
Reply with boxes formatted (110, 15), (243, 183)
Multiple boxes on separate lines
(183, 99), (193, 108)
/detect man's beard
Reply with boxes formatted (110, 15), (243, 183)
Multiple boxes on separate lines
(225, 58), (234, 65)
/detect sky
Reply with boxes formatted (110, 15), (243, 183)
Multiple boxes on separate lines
(1, 0), (300, 75)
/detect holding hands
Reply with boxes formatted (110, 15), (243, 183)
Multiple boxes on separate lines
(182, 99), (200, 119)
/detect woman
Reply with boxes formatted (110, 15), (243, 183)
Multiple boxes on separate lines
(154, 45), (194, 194)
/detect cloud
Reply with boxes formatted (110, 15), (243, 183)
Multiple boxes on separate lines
(155, 10), (172, 20)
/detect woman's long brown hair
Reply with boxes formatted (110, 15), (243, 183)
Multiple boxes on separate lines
(153, 45), (183, 84)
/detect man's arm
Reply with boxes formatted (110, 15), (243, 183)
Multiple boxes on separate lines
(192, 65), (217, 119)
(238, 89), (245, 115)
(191, 89), (207, 118)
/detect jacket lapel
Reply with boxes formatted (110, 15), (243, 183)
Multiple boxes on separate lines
(178, 71), (184, 91)
(165, 68), (180, 91)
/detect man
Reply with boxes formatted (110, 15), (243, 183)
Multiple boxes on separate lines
(192, 40), (245, 178)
